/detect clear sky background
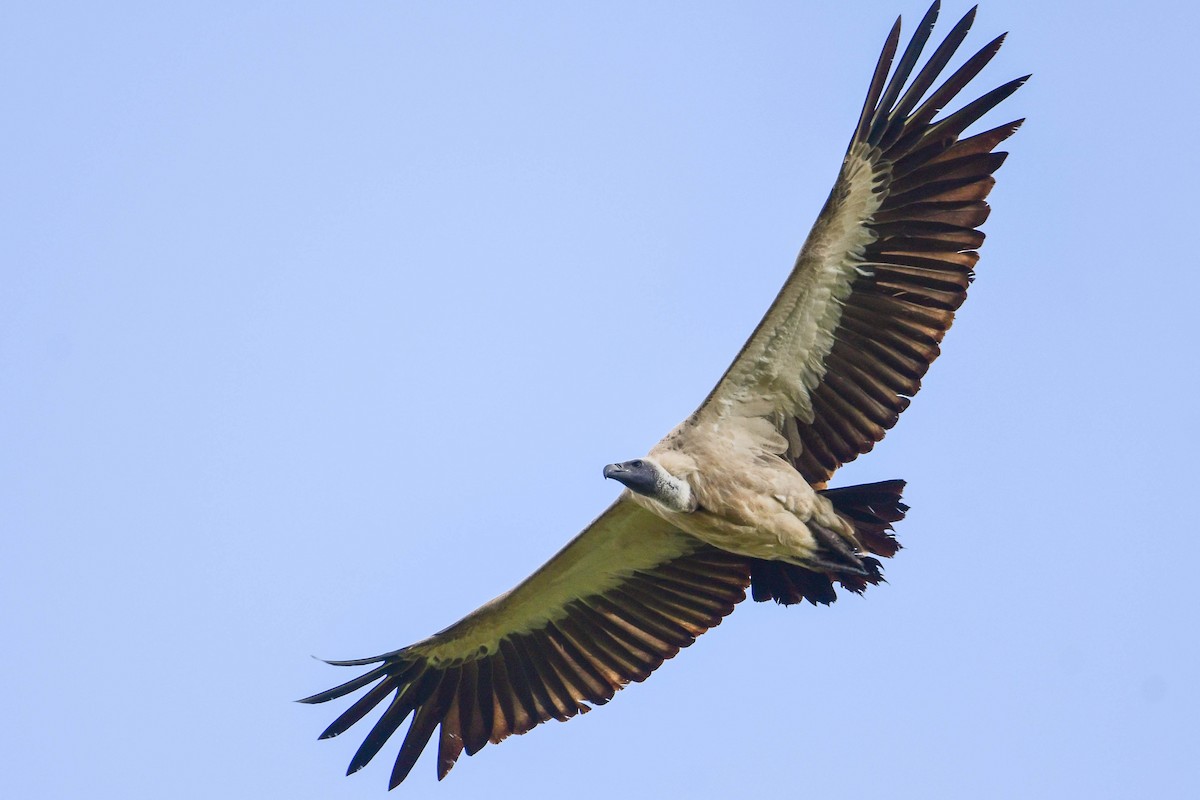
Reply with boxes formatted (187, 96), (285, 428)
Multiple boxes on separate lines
(4, 1), (1197, 797)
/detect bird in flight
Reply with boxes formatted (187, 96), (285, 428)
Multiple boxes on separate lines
(301, 1), (1026, 789)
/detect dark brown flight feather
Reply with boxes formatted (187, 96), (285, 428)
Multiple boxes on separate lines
(785, 6), (1027, 485)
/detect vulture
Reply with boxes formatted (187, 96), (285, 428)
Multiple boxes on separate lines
(302, 1), (1026, 789)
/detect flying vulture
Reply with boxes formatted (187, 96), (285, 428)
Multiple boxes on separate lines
(302, 1), (1025, 789)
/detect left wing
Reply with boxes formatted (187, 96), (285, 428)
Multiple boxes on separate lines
(301, 499), (750, 789)
(692, 2), (1026, 485)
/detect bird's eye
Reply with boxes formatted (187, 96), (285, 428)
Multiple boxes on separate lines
(632, 460), (644, 468)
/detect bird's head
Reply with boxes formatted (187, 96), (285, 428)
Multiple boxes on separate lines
(603, 457), (696, 513)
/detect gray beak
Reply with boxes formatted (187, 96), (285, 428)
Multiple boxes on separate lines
(602, 460), (658, 497)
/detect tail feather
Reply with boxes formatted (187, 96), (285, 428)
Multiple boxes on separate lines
(749, 479), (908, 606)
(821, 478), (908, 557)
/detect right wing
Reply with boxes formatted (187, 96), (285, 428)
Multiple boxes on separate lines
(691, 2), (1025, 485)
(300, 498), (750, 789)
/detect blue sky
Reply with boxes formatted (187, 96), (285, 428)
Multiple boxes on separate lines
(3, 1), (1197, 797)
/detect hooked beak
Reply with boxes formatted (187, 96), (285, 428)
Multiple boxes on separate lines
(603, 463), (624, 480)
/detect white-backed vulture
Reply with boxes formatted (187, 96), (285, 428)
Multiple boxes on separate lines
(301, 2), (1026, 789)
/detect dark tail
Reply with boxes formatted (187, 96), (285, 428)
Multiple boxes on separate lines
(749, 479), (908, 606)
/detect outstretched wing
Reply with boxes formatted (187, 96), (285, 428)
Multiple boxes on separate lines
(693, 2), (1026, 485)
(300, 498), (750, 789)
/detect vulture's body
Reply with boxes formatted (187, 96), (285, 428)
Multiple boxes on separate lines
(302, 2), (1026, 789)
